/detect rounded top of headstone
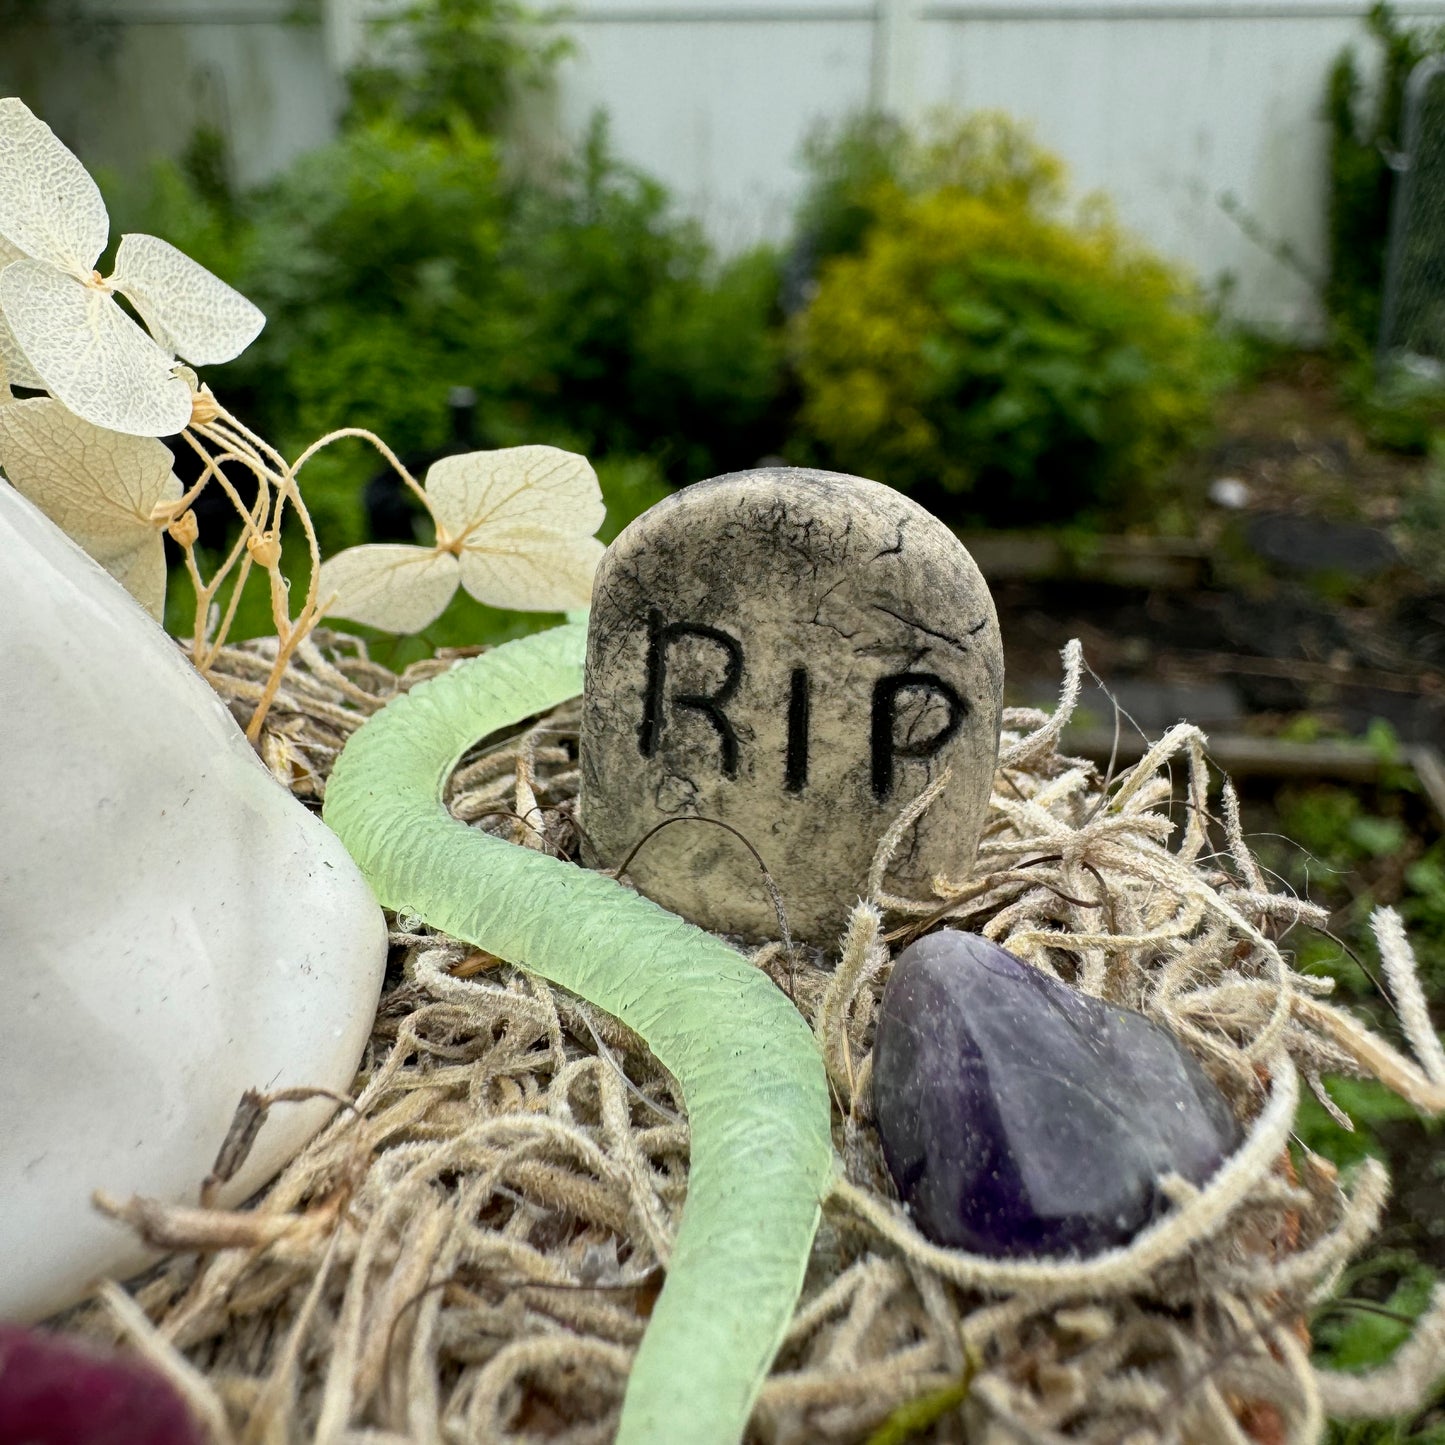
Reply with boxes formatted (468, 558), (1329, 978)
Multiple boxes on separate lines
(640, 465), (931, 514)
(608, 465), (973, 582)
(580, 466), (1004, 941)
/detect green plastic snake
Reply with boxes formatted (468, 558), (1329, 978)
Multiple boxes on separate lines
(323, 620), (834, 1445)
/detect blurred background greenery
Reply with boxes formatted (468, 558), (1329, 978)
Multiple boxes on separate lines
(83, 2), (1433, 656)
(110, 0), (1233, 628)
(107, 2), (1445, 613)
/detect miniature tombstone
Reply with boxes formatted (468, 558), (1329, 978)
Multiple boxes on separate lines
(578, 467), (1004, 942)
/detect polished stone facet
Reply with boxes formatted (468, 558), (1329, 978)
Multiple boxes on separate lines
(872, 931), (1240, 1258)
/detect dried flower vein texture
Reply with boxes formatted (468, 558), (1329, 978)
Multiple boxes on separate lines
(108, 235), (264, 368)
(314, 546), (462, 636)
(430, 446), (607, 536)
(0, 100), (107, 272)
(0, 98), (263, 436)
(318, 445), (606, 631)
(0, 232), (41, 390)
(0, 396), (179, 618)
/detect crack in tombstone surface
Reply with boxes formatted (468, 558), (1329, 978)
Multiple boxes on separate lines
(809, 579), (859, 640)
(870, 604), (977, 655)
(870, 523), (905, 561)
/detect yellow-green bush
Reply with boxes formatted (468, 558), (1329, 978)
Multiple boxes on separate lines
(793, 117), (1221, 524)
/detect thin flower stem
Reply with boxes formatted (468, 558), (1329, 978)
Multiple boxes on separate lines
(195, 419), (287, 490)
(199, 522), (265, 669)
(244, 616), (307, 745)
(244, 465), (325, 741)
(176, 425), (276, 669)
(178, 427), (271, 532)
(290, 426), (429, 509)
(206, 403), (290, 480)
(193, 424), (284, 601)
(208, 417), (303, 562)
(179, 538), (211, 664)
(183, 401), (332, 739)
(184, 514), (256, 671)
(170, 451), (226, 520)
(248, 563), (328, 740)
(264, 467), (311, 569)
(287, 465), (324, 619)
(202, 553), (256, 674)
(176, 429), (259, 664)
(263, 552), (293, 640)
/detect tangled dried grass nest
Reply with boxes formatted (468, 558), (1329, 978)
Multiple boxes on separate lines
(67, 631), (1445, 1444)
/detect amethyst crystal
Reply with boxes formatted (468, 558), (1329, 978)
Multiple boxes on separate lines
(872, 931), (1240, 1258)
(0, 1325), (205, 1445)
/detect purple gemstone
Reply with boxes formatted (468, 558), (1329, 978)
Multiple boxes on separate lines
(872, 931), (1240, 1258)
(0, 1325), (204, 1445)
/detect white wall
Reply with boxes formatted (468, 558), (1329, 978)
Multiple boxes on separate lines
(4, 0), (1445, 336)
(915, 6), (1371, 335)
(557, 6), (878, 253)
(0, 1), (340, 191)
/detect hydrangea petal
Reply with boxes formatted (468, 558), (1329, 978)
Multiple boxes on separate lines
(0, 235), (45, 390)
(0, 314), (44, 390)
(0, 259), (192, 436)
(110, 233), (265, 365)
(317, 545), (460, 633)
(103, 535), (169, 621)
(0, 99), (109, 274)
(426, 446), (605, 544)
(0, 397), (180, 567)
(458, 530), (604, 611)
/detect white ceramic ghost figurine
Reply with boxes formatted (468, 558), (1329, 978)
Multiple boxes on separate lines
(0, 484), (388, 1321)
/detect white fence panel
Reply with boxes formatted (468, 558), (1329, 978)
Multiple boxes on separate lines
(911, 7), (1391, 335)
(0, 1), (340, 191)
(557, 8), (877, 252)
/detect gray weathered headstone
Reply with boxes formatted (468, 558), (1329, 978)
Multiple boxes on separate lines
(578, 468), (1004, 943)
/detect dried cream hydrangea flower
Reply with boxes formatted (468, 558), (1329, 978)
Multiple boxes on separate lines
(0, 232), (41, 389)
(318, 446), (606, 632)
(0, 98), (263, 437)
(0, 392), (182, 619)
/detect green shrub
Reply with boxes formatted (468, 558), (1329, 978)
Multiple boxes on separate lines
(792, 119), (1220, 525)
(493, 121), (786, 481)
(104, 0), (788, 558)
(595, 453), (673, 542)
(1341, 353), (1445, 453)
(346, 0), (572, 137)
(793, 110), (1065, 276)
(792, 113), (910, 273)
(115, 113), (785, 553)
(181, 119), (519, 552)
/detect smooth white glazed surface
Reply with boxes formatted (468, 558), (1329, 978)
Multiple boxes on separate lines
(0, 483), (387, 1321)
